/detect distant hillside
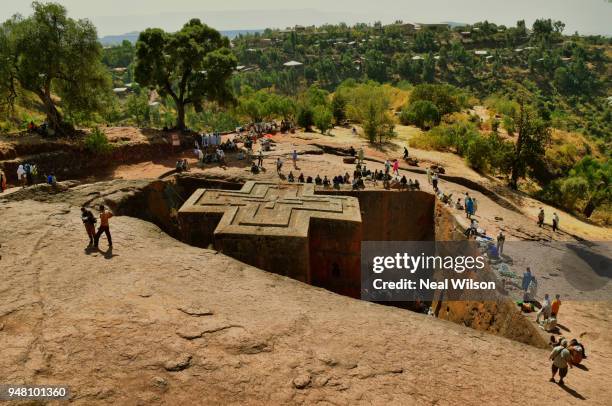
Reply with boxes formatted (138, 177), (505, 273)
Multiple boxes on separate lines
(99, 29), (264, 45)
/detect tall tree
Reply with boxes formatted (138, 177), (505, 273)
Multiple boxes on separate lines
(135, 19), (237, 130)
(508, 101), (551, 189)
(0, 1), (110, 133)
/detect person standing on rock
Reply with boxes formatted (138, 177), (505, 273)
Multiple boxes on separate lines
(552, 212), (560, 232)
(538, 208), (545, 228)
(465, 196), (474, 219)
(392, 159), (400, 176)
(426, 167), (432, 185)
(292, 150), (298, 169)
(0, 169), (5, 192)
(358, 148), (364, 164)
(536, 293), (551, 324)
(17, 164), (26, 188)
(550, 339), (573, 386)
(432, 172), (439, 191)
(258, 150), (264, 168)
(496, 230), (505, 255)
(94, 205), (113, 248)
(81, 207), (97, 247)
(522, 267), (532, 293)
(551, 294), (561, 318)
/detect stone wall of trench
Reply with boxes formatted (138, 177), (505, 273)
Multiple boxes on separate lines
(432, 201), (549, 348)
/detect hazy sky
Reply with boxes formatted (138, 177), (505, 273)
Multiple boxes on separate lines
(2, 0), (611, 36)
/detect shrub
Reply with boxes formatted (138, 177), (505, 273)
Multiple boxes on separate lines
(503, 116), (516, 135)
(409, 84), (468, 115)
(313, 106), (333, 134)
(399, 100), (440, 130)
(465, 136), (491, 172)
(297, 105), (314, 131)
(84, 127), (112, 154)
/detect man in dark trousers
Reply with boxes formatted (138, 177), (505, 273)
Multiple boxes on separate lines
(81, 206), (97, 246)
(94, 205), (113, 248)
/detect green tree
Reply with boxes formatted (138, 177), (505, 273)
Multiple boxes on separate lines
(313, 105), (333, 134)
(563, 157), (611, 217)
(135, 19), (237, 130)
(465, 136), (491, 172)
(345, 83), (395, 143)
(84, 127), (112, 154)
(0, 2), (111, 133)
(412, 30), (438, 53)
(364, 49), (388, 83)
(409, 84), (466, 116)
(400, 100), (440, 129)
(331, 92), (347, 124)
(125, 92), (150, 127)
(297, 104), (314, 131)
(508, 101), (551, 189)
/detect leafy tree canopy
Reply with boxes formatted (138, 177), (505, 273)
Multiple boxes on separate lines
(0, 1), (111, 133)
(135, 19), (237, 130)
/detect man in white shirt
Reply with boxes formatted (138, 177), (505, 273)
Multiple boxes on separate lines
(549, 339), (572, 385)
(536, 293), (551, 323)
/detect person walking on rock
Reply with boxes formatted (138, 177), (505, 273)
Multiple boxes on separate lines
(94, 205), (113, 248)
(258, 150), (264, 167)
(538, 208), (545, 228)
(276, 157), (283, 174)
(552, 212), (560, 232)
(81, 206), (97, 247)
(550, 339), (573, 385)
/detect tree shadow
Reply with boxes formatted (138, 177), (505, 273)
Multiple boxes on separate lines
(559, 383), (586, 400)
(368, 141), (401, 154)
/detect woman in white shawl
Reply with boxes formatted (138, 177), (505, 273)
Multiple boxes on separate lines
(17, 164), (26, 188)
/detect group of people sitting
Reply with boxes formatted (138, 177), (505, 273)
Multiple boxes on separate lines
(175, 159), (190, 172)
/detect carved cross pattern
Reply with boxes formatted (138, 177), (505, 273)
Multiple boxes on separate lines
(180, 181), (361, 237)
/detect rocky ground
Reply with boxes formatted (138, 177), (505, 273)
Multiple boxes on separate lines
(0, 195), (610, 405)
(0, 127), (610, 405)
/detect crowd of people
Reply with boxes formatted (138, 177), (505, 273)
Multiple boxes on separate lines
(266, 148), (423, 193)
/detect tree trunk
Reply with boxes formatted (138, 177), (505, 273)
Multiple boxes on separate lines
(176, 102), (186, 131)
(509, 165), (519, 190)
(583, 200), (596, 218)
(37, 88), (65, 135)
